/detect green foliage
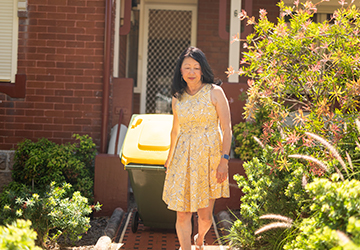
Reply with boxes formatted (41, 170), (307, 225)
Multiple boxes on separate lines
(229, 0), (360, 135)
(1, 182), (101, 248)
(228, 125), (360, 249)
(232, 107), (271, 161)
(11, 134), (96, 201)
(0, 134), (99, 247)
(226, 1), (360, 249)
(0, 182), (29, 210)
(284, 177), (360, 249)
(226, 146), (308, 249)
(0, 219), (42, 250)
(233, 122), (262, 161)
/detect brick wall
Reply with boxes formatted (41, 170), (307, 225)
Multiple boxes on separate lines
(0, 0), (107, 150)
(197, 0), (230, 82)
(196, 0), (279, 83)
(0, 0), (279, 151)
(252, 0), (280, 23)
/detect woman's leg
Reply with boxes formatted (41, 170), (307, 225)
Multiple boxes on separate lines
(176, 211), (193, 250)
(196, 199), (215, 248)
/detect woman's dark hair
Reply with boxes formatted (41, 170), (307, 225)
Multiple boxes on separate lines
(171, 46), (222, 99)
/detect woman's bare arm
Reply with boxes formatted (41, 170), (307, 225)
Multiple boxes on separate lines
(164, 97), (180, 170)
(211, 85), (232, 183)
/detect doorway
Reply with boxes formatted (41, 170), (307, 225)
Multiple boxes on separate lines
(137, 4), (197, 114)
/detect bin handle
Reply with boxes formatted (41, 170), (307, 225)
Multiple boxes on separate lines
(131, 118), (142, 129)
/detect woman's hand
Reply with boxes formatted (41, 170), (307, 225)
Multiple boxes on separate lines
(216, 158), (229, 183)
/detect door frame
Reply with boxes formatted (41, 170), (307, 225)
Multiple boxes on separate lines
(136, 3), (198, 113)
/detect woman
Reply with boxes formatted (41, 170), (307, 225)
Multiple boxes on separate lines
(162, 46), (231, 250)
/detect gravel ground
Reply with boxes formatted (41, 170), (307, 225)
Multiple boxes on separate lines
(51, 216), (109, 250)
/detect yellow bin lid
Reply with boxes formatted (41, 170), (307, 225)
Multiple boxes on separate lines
(120, 114), (173, 166)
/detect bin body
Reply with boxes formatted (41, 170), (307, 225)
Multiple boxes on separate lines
(120, 114), (176, 229)
(126, 164), (176, 228)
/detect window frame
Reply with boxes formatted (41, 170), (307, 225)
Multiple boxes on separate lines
(0, 0), (19, 83)
(0, 0), (26, 98)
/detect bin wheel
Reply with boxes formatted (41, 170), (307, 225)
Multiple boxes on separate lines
(131, 210), (140, 233)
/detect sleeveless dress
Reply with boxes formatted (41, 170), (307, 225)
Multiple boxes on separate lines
(162, 84), (230, 212)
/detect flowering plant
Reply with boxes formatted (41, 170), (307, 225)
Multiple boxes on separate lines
(1, 182), (101, 248)
(225, 1), (360, 249)
(228, 0), (360, 139)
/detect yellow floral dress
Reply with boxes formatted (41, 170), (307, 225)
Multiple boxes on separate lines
(162, 84), (229, 212)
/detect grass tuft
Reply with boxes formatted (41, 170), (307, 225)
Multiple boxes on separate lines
(259, 214), (293, 224)
(336, 230), (351, 245)
(255, 222), (292, 235)
(253, 136), (265, 149)
(288, 154), (329, 172)
(305, 132), (348, 177)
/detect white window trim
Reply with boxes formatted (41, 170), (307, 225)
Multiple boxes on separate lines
(113, 0), (121, 78)
(11, 0), (19, 83)
(136, 3), (197, 114)
(0, 0), (19, 83)
(228, 0), (241, 83)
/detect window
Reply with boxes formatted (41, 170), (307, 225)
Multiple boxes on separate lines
(0, 0), (18, 83)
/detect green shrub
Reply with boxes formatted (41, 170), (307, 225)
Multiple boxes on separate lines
(1, 182), (101, 248)
(227, 146), (308, 249)
(233, 107), (271, 161)
(228, 127), (360, 249)
(233, 122), (262, 161)
(0, 219), (42, 250)
(11, 134), (96, 202)
(0, 182), (29, 210)
(231, 2), (360, 128)
(225, 0), (360, 249)
(284, 176), (360, 250)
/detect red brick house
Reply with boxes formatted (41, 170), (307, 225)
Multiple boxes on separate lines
(0, 0), (343, 214)
(0, 0), (277, 151)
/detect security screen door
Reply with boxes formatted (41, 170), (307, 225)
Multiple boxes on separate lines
(140, 5), (197, 114)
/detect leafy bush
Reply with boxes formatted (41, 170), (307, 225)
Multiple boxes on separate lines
(232, 107), (270, 161)
(284, 176), (360, 249)
(228, 125), (360, 249)
(230, 1), (360, 129)
(0, 219), (42, 250)
(0, 182), (29, 210)
(227, 146), (308, 249)
(1, 182), (101, 248)
(0, 134), (100, 247)
(233, 122), (262, 161)
(224, 0), (360, 249)
(11, 134), (96, 201)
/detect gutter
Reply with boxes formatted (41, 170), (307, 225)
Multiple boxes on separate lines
(100, 0), (112, 153)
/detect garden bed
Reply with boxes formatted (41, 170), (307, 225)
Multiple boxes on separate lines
(52, 217), (109, 250)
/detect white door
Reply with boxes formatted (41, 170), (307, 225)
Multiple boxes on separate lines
(137, 4), (197, 114)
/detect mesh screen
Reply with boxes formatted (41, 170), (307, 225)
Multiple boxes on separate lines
(145, 9), (192, 113)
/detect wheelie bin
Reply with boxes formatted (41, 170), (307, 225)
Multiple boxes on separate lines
(120, 114), (176, 233)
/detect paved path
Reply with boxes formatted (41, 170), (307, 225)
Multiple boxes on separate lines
(115, 209), (228, 250)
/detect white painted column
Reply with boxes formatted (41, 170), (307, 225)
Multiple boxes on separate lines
(228, 0), (241, 83)
(113, 0), (121, 77)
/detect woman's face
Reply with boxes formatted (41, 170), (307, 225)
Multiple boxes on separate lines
(180, 57), (202, 85)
